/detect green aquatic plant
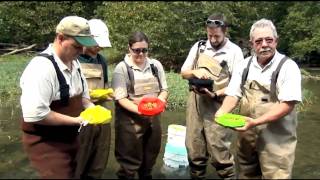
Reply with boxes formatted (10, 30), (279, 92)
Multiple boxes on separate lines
(297, 88), (315, 113)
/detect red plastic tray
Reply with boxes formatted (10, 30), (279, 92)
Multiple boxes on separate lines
(138, 97), (165, 116)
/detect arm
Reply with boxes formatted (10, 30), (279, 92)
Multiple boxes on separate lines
(118, 98), (141, 115)
(158, 90), (168, 103)
(33, 111), (82, 126)
(181, 69), (195, 79)
(215, 96), (239, 117)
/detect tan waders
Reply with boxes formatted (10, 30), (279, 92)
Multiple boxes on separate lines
(21, 95), (83, 179)
(186, 92), (235, 179)
(186, 49), (235, 179)
(237, 80), (297, 179)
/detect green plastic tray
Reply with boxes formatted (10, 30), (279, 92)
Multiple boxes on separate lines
(215, 113), (246, 127)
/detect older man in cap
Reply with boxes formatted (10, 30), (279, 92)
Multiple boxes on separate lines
(180, 13), (244, 179)
(20, 16), (97, 179)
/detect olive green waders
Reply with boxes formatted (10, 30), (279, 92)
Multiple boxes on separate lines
(75, 63), (111, 179)
(186, 91), (235, 179)
(237, 80), (297, 179)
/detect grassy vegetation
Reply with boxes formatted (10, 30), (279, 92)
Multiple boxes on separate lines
(0, 54), (317, 112)
(0, 54), (33, 106)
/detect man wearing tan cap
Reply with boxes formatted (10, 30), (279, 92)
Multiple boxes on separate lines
(20, 16), (97, 179)
(75, 19), (113, 179)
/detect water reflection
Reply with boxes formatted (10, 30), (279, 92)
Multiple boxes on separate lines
(0, 79), (319, 179)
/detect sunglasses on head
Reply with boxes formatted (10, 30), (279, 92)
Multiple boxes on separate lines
(130, 47), (148, 54)
(206, 19), (225, 27)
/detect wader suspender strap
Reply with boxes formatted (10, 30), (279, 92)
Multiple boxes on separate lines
(240, 56), (253, 93)
(124, 61), (135, 93)
(37, 53), (84, 106)
(270, 56), (288, 101)
(192, 40), (206, 69)
(123, 61), (162, 94)
(150, 63), (162, 90)
(240, 56), (288, 100)
(97, 54), (108, 85)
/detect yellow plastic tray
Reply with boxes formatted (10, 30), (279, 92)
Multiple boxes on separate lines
(80, 105), (112, 124)
(89, 88), (114, 99)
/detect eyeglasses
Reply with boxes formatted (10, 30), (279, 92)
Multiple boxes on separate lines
(206, 19), (225, 27)
(131, 47), (148, 54)
(254, 37), (275, 45)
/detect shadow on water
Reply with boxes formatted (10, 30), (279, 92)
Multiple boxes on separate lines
(0, 78), (320, 179)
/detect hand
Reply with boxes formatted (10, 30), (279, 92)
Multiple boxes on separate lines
(158, 96), (167, 104)
(215, 109), (226, 118)
(199, 88), (217, 98)
(233, 116), (255, 132)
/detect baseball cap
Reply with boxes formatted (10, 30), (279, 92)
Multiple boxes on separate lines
(88, 19), (112, 47)
(56, 16), (98, 47)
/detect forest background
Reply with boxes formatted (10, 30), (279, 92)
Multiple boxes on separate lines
(1, 1), (319, 70)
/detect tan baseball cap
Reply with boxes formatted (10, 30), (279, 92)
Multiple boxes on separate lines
(56, 16), (98, 47)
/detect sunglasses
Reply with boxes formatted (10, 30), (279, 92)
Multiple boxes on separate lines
(131, 47), (148, 54)
(206, 19), (225, 27)
(254, 37), (275, 45)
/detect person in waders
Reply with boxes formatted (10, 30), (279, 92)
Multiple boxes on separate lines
(180, 13), (244, 179)
(19, 16), (97, 179)
(75, 19), (113, 179)
(215, 18), (302, 179)
(111, 31), (168, 179)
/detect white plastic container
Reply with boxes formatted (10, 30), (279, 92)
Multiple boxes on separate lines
(163, 124), (189, 169)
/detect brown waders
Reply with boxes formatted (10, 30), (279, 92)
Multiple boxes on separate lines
(75, 63), (112, 179)
(21, 95), (83, 179)
(114, 104), (161, 179)
(114, 62), (163, 179)
(186, 92), (235, 179)
(237, 80), (297, 179)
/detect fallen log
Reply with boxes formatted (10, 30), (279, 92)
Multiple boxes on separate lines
(1, 44), (37, 57)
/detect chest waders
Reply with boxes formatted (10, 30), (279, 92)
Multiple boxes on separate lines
(21, 54), (84, 179)
(81, 63), (105, 89)
(185, 40), (235, 179)
(237, 56), (297, 179)
(75, 62), (111, 179)
(114, 61), (162, 179)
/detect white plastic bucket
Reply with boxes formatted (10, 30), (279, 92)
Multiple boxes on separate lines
(167, 124), (186, 147)
(163, 124), (188, 169)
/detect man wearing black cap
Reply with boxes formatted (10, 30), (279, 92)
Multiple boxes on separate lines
(20, 16), (97, 179)
(180, 13), (244, 179)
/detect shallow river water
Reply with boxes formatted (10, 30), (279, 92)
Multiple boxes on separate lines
(0, 77), (319, 179)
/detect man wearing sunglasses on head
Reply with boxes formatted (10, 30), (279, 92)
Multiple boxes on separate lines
(216, 18), (301, 179)
(181, 13), (244, 179)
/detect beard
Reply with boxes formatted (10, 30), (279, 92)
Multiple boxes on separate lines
(210, 38), (226, 50)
